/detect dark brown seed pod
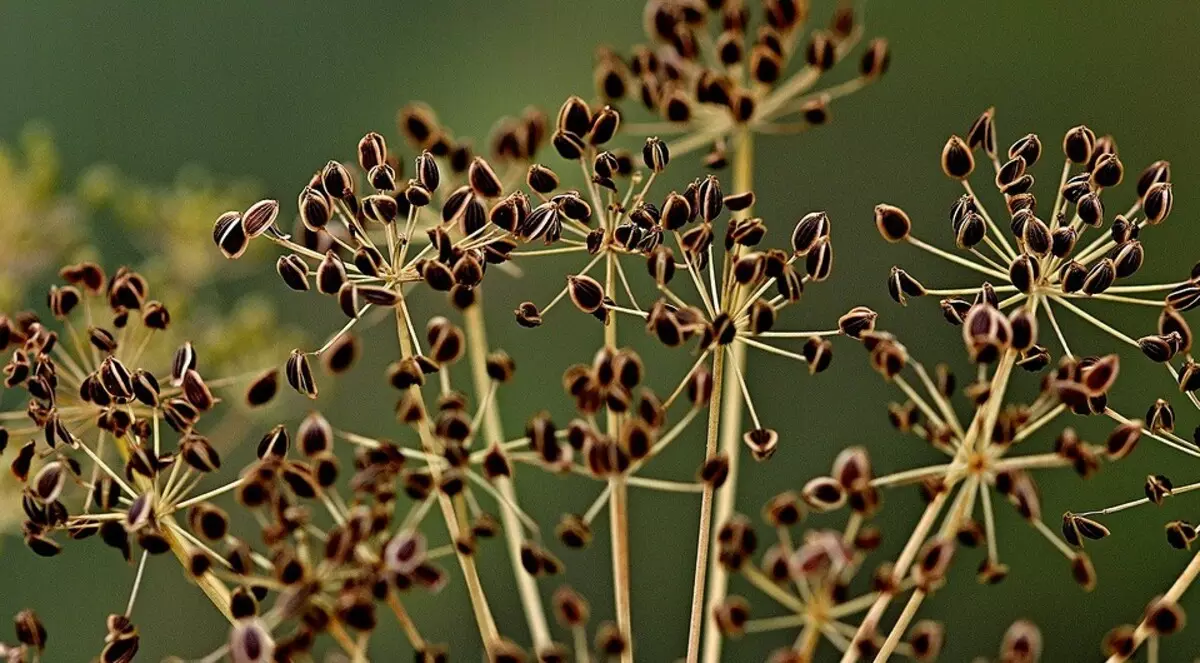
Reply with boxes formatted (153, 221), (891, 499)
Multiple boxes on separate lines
(887, 267), (925, 306)
(642, 137), (670, 172)
(1167, 283), (1200, 312)
(1146, 474), (1174, 505)
(1091, 153), (1124, 188)
(275, 255), (309, 291)
(213, 211), (249, 259)
(1059, 175), (1092, 208)
(48, 285), (82, 319)
(1105, 420), (1142, 460)
(995, 155), (1026, 190)
(14, 609), (47, 650)
(298, 187), (331, 231)
(526, 163), (560, 194)
(743, 428), (779, 462)
(1059, 261), (1086, 294)
(315, 251), (347, 295)
(567, 275), (605, 314)
(182, 369), (216, 411)
(244, 369), (279, 407)
(1147, 398), (1175, 433)
(1008, 255), (1039, 294)
(1075, 192), (1104, 228)
(1050, 226), (1077, 259)
(1082, 259), (1116, 295)
(801, 476), (846, 511)
(285, 350), (318, 399)
(514, 302), (543, 328)
(362, 194), (399, 224)
(954, 211), (985, 249)
(837, 306), (877, 339)
(1008, 133), (1042, 167)
(967, 107), (996, 156)
(242, 199), (280, 238)
(588, 105), (621, 146)
(874, 204), (911, 243)
(1145, 597), (1185, 634)
(790, 211), (829, 255)
(1019, 213), (1051, 255)
(1137, 333), (1176, 365)
(1063, 125), (1096, 164)
(357, 131), (387, 171)
(1009, 308), (1037, 351)
(1165, 521), (1197, 550)
(805, 237), (833, 281)
(907, 620), (944, 662)
(1160, 308), (1193, 353)
(321, 160), (354, 199)
(940, 135), (974, 179)
(913, 539), (955, 590)
(1144, 182), (1173, 225)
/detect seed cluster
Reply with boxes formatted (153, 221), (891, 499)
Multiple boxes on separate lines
(28, 2), (1200, 662)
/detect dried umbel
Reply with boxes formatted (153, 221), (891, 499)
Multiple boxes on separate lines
(594, 0), (889, 167)
(0, 263), (297, 659)
(877, 108), (1187, 380)
(725, 320), (1128, 661)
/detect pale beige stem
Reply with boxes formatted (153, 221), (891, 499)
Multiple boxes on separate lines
(463, 303), (552, 651)
(696, 128), (753, 663)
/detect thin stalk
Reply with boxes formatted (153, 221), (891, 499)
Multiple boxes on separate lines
(463, 304), (552, 651)
(603, 249), (634, 663)
(698, 128), (753, 663)
(393, 304), (499, 654)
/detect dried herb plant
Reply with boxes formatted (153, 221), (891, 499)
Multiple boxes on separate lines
(587, 1), (889, 660)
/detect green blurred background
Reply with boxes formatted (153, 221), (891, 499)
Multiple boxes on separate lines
(3, 1), (1200, 660)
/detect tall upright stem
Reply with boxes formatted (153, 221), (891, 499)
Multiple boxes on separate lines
(604, 250), (634, 662)
(393, 305), (499, 655)
(463, 303), (552, 652)
(694, 129), (754, 663)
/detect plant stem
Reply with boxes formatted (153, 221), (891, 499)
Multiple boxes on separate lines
(604, 248), (635, 662)
(1106, 547), (1200, 662)
(696, 128), (754, 663)
(393, 304), (499, 655)
(463, 303), (552, 652)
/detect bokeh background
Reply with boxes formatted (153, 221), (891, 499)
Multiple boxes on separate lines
(3, 1), (1200, 660)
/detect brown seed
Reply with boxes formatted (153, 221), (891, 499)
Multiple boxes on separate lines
(567, 275), (605, 314)
(999, 619), (1042, 662)
(966, 107), (997, 157)
(941, 135), (974, 179)
(242, 199), (280, 238)
(743, 429), (779, 462)
(1165, 520), (1197, 550)
(1145, 597), (1185, 634)
(14, 609), (47, 650)
(801, 476), (846, 511)
(837, 306), (878, 339)
(907, 620), (944, 662)
(642, 137), (670, 172)
(1063, 125), (1096, 164)
(1091, 153), (1124, 188)
(213, 211), (249, 259)
(315, 251), (347, 295)
(285, 350), (318, 399)
(1144, 182), (1174, 225)
(874, 204), (911, 243)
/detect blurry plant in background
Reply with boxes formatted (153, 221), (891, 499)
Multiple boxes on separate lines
(0, 123), (81, 311)
(0, 138), (303, 540)
(0, 124), (82, 535)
